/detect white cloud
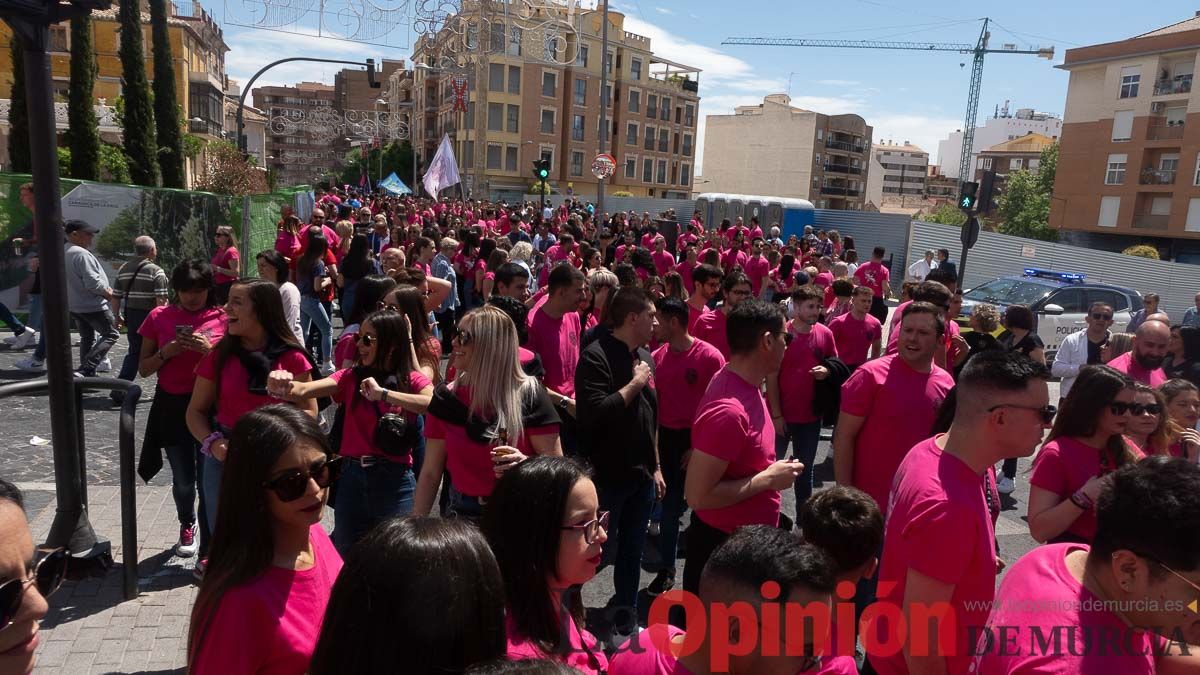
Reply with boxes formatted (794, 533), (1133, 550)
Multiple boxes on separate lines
(813, 79), (859, 86)
(654, 6), (673, 14)
(223, 27), (396, 92)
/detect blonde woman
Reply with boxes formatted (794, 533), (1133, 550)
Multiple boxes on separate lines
(413, 306), (562, 521)
(510, 241), (536, 292)
(334, 220), (354, 263)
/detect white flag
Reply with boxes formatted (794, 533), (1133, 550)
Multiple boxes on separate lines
(423, 134), (461, 197)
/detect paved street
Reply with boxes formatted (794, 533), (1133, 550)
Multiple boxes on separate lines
(0, 326), (1048, 673)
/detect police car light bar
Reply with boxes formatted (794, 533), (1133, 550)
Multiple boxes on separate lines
(1023, 268), (1086, 283)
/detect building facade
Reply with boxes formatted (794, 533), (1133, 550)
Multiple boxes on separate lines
(925, 166), (958, 202)
(865, 141), (927, 208)
(701, 94), (871, 209)
(254, 82), (338, 188)
(333, 59), (408, 162)
(936, 105), (1061, 179)
(973, 132), (1055, 195)
(1051, 15), (1200, 252)
(412, 5), (700, 202)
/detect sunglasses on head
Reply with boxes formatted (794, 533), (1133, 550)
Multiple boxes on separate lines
(1111, 402), (1160, 416)
(1091, 313), (1114, 321)
(0, 548), (67, 630)
(262, 455), (343, 502)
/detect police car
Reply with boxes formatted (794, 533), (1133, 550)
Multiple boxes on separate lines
(957, 268), (1142, 361)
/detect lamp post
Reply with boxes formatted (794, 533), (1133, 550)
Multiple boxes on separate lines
(597, 0), (610, 218)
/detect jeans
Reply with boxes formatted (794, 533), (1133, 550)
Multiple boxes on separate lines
(597, 475), (656, 613)
(656, 427), (691, 575)
(202, 454), (223, 537)
(435, 309), (457, 355)
(681, 514), (730, 626)
(0, 300), (26, 335)
(70, 307), (120, 375)
(27, 295), (42, 332)
(299, 295), (332, 364)
(164, 443), (201, 526)
(117, 308), (149, 383)
(333, 461), (415, 554)
(446, 485), (485, 523)
(775, 420), (823, 517)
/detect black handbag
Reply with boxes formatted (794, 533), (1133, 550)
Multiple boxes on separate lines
(374, 409), (414, 457)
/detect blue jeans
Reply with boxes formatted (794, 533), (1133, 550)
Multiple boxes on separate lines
(0, 300), (26, 336)
(299, 296), (332, 364)
(164, 443), (201, 526)
(656, 427), (690, 575)
(775, 420), (822, 518)
(446, 485), (486, 522)
(117, 308), (149, 383)
(71, 308), (120, 375)
(333, 460), (415, 554)
(202, 454), (223, 537)
(597, 475), (656, 613)
(27, 294), (42, 332)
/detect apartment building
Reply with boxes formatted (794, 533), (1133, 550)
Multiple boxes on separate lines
(865, 141), (927, 207)
(333, 59), (408, 160)
(925, 166), (958, 202)
(936, 105), (1061, 180)
(701, 94), (872, 209)
(973, 132), (1055, 197)
(412, 4), (700, 201)
(254, 82), (338, 188)
(1051, 14), (1200, 252)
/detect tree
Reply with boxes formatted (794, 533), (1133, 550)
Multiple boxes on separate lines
(149, 0), (184, 187)
(7, 35), (30, 173)
(995, 144), (1059, 242)
(921, 203), (967, 226)
(67, 15), (101, 181)
(118, 0), (161, 186)
(194, 141), (268, 196)
(100, 143), (132, 183)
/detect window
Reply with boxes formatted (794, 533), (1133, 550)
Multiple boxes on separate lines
(657, 159), (667, 184)
(1029, 159), (1040, 171)
(685, 104), (695, 126)
(490, 22), (505, 52)
(507, 26), (522, 56)
(542, 72), (556, 97)
(1009, 158), (1023, 170)
(544, 33), (562, 61)
(683, 134), (693, 156)
(671, 162), (678, 184)
(1188, 198), (1200, 232)
(605, 51), (613, 74)
(1105, 153), (1127, 185)
(466, 101), (475, 128)
(572, 114), (585, 141)
(627, 122), (638, 145)
(658, 131), (668, 152)
(1046, 288), (1087, 313)
(1098, 196), (1120, 227)
(541, 109), (555, 134)
(644, 126), (655, 150)
(487, 103), (503, 132)
(574, 78), (586, 106)
(540, 147), (554, 166)
(629, 90), (641, 113)
(817, 129), (824, 141)
(673, 133), (680, 154)
(570, 151), (584, 176)
(49, 25), (67, 52)
(508, 66), (521, 94)
(1120, 66), (1140, 99)
(486, 143), (502, 169)
(1088, 289), (1130, 312)
(1112, 110), (1134, 141)
(647, 94), (657, 119)
(605, 84), (613, 107)
(1194, 153), (1200, 186)
(631, 57), (642, 81)
(643, 157), (653, 182)
(507, 104), (520, 133)
(681, 163), (691, 186)
(660, 96), (670, 120)
(489, 63), (504, 91)
(505, 144), (518, 172)
(576, 43), (589, 67)
(625, 155), (637, 178)
(815, 154), (821, 165)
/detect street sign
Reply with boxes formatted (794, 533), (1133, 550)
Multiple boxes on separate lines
(591, 153), (616, 180)
(1021, 244), (1036, 258)
(961, 215), (980, 249)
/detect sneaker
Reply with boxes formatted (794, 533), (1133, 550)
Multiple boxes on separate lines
(14, 356), (45, 372)
(320, 361), (334, 376)
(94, 358), (112, 373)
(175, 523), (198, 558)
(646, 569), (675, 596)
(5, 330), (36, 349)
(997, 476), (1016, 495)
(193, 558), (207, 583)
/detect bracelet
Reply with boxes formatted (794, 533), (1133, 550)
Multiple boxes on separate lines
(377, 388), (389, 403)
(1069, 489), (1093, 511)
(200, 431), (224, 457)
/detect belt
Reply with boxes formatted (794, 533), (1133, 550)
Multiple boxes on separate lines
(344, 455), (411, 469)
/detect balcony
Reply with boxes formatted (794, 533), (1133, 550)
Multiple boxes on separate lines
(1147, 121), (1185, 141)
(1139, 168), (1177, 185)
(188, 118), (223, 136)
(1154, 75), (1193, 96)
(825, 138), (866, 153)
(820, 186), (861, 197)
(824, 163), (863, 175)
(1132, 213), (1170, 230)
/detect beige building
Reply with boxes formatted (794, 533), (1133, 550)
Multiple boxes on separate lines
(1052, 13), (1200, 251)
(700, 94), (871, 210)
(412, 3), (700, 201)
(865, 141), (927, 208)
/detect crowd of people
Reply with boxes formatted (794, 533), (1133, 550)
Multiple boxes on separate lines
(5, 184), (1200, 675)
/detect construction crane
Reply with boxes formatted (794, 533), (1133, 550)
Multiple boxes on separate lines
(724, 18), (1055, 186)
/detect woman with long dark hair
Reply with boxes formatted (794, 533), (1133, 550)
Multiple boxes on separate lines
(382, 285), (441, 383)
(137, 261), (227, 560)
(483, 457), (609, 673)
(1161, 378), (1200, 460)
(296, 226), (335, 374)
(481, 248), (509, 303)
(338, 234), (380, 321)
(457, 231), (482, 311)
(1028, 365), (1142, 544)
(1124, 383), (1173, 456)
(255, 250), (302, 344)
(269, 310), (433, 551)
(309, 517), (506, 675)
(274, 215), (304, 266)
(210, 226), (240, 305)
(187, 405), (342, 674)
(333, 275), (397, 370)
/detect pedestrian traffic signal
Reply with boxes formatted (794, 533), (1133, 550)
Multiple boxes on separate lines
(532, 159), (550, 181)
(977, 171), (997, 215)
(958, 181), (979, 212)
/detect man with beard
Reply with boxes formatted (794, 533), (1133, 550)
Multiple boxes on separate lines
(1107, 319), (1170, 386)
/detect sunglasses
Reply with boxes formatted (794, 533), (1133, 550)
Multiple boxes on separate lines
(987, 403), (1058, 425)
(354, 333), (377, 346)
(454, 330), (474, 347)
(1091, 313), (1114, 321)
(1110, 402), (1160, 416)
(262, 455), (343, 502)
(561, 511), (610, 545)
(0, 548), (67, 630)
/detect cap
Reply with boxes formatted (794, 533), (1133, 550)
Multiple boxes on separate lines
(64, 220), (99, 234)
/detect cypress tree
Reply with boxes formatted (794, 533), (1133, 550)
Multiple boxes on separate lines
(118, 0), (160, 186)
(7, 35), (30, 173)
(149, 0), (183, 187)
(68, 15), (101, 180)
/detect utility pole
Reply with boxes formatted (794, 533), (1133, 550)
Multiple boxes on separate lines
(596, 0), (610, 217)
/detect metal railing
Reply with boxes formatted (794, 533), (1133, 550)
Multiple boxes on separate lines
(825, 138), (866, 153)
(1147, 122), (1185, 141)
(821, 186), (860, 196)
(1139, 168), (1177, 185)
(824, 163), (863, 175)
(1133, 213), (1170, 229)
(0, 378), (142, 599)
(1154, 75), (1193, 96)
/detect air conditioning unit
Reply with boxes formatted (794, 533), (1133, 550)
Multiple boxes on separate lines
(1151, 101), (1167, 113)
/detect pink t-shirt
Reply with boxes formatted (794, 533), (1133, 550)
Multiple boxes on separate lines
(770, 267), (799, 296)
(526, 306), (582, 398)
(191, 524), (342, 675)
(1106, 352), (1167, 387)
(139, 305), (227, 395)
(333, 325), (359, 369)
(652, 250), (675, 276)
(609, 624), (694, 675)
(686, 302), (708, 333)
(970, 544), (1160, 675)
(827, 312), (882, 367)
(652, 338), (726, 429)
(744, 255), (770, 295)
(274, 231), (303, 262)
(692, 309), (730, 360)
(778, 324), (838, 424)
(869, 437), (996, 675)
(692, 366), (780, 533)
(676, 261), (697, 294)
(329, 368), (431, 461)
(505, 612), (608, 675)
(195, 347), (313, 429)
(853, 260), (891, 298)
(721, 248), (748, 272)
(1029, 437), (1143, 542)
(840, 355), (954, 508)
(211, 246), (240, 285)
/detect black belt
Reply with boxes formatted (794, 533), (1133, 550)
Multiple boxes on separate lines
(344, 455), (411, 469)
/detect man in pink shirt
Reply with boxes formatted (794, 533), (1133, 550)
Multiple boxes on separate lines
(869, 350), (1052, 675)
(1107, 319), (1169, 386)
(650, 236), (675, 277)
(526, 264), (586, 451)
(693, 272), (754, 360)
(744, 238), (771, 296)
(686, 264), (722, 332)
(828, 285), (882, 368)
(675, 245), (700, 294)
(683, 298), (803, 600)
(853, 246), (892, 323)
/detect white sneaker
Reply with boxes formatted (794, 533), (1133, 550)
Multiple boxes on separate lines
(95, 357), (112, 373)
(997, 476), (1016, 494)
(10, 330), (37, 349)
(14, 356), (45, 372)
(320, 361), (334, 376)
(175, 523), (198, 558)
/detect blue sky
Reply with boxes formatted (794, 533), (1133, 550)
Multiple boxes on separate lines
(211, 0), (1194, 173)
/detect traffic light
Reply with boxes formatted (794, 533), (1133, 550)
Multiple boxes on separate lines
(958, 180), (979, 212)
(532, 159), (550, 180)
(977, 170), (997, 215)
